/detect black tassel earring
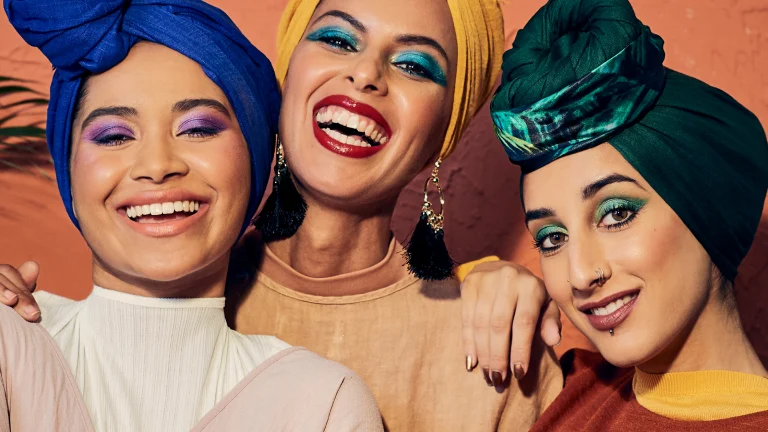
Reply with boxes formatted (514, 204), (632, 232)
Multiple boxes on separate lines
(404, 159), (455, 281)
(253, 141), (307, 241)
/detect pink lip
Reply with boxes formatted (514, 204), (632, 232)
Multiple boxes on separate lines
(581, 292), (639, 332)
(113, 189), (210, 238)
(312, 95), (391, 159)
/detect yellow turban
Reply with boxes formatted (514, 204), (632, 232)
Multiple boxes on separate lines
(276, 0), (504, 159)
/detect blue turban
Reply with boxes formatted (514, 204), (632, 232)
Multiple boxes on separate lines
(4, 0), (281, 235)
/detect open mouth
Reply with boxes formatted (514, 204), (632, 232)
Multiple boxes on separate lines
(313, 95), (392, 158)
(123, 200), (202, 224)
(583, 292), (638, 316)
(579, 289), (640, 332)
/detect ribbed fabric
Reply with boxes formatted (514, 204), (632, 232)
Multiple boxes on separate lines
(33, 287), (290, 432)
(633, 368), (768, 421)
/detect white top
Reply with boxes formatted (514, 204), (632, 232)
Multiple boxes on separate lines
(33, 287), (290, 432)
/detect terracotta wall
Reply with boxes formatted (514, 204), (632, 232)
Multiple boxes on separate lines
(1, 0), (767, 360)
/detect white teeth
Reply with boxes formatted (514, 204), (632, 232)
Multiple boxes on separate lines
(347, 114), (359, 130)
(589, 293), (637, 316)
(316, 105), (388, 146)
(125, 201), (201, 220)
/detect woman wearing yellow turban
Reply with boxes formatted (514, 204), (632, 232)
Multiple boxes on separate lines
(230, 0), (563, 429)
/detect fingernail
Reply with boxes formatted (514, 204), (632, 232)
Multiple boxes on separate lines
(3, 290), (17, 300)
(490, 370), (503, 387)
(465, 355), (474, 372)
(24, 306), (39, 317)
(482, 368), (492, 386)
(513, 363), (526, 380)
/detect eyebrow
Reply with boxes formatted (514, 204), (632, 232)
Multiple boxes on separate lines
(581, 173), (643, 200)
(396, 34), (450, 64)
(172, 98), (230, 117)
(314, 10), (365, 32)
(81, 106), (138, 131)
(525, 207), (556, 225)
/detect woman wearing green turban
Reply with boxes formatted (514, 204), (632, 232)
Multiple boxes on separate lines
(489, 0), (768, 429)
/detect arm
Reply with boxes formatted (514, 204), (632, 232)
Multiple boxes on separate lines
(324, 374), (384, 432)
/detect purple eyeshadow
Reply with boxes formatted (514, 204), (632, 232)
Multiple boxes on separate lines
(177, 114), (229, 134)
(83, 121), (135, 142)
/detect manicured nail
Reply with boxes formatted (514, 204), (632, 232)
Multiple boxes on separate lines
(490, 370), (503, 387)
(24, 306), (39, 317)
(482, 368), (492, 386)
(513, 363), (526, 380)
(3, 290), (17, 300)
(465, 355), (474, 372)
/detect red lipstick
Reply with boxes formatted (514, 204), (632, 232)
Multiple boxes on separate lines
(312, 95), (392, 159)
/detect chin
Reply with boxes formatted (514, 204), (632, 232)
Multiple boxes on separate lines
(590, 330), (660, 368)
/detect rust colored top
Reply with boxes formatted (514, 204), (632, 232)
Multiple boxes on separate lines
(531, 349), (768, 431)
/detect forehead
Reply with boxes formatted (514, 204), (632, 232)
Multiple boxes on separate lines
(80, 42), (227, 110)
(312, 0), (458, 59)
(522, 144), (647, 209)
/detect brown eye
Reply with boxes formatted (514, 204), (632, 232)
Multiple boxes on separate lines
(541, 232), (568, 249)
(611, 209), (630, 222)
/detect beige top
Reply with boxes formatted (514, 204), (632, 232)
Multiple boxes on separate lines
(228, 239), (564, 431)
(0, 292), (383, 431)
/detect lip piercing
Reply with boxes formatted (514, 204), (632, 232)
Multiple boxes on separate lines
(609, 329), (614, 336)
(596, 268), (605, 285)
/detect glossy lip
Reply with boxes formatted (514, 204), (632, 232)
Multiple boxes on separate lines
(578, 289), (640, 332)
(113, 189), (210, 239)
(312, 95), (392, 159)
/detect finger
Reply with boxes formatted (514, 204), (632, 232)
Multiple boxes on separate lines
(0, 273), (21, 306)
(17, 261), (39, 292)
(460, 280), (479, 372)
(540, 301), (562, 347)
(0, 266), (39, 320)
(473, 283), (496, 386)
(509, 283), (546, 381)
(487, 284), (515, 385)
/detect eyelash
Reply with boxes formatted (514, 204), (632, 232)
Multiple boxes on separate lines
(178, 127), (221, 139)
(92, 131), (134, 147)
(307, 27), (446, 86)
(532, 200), (645, 254)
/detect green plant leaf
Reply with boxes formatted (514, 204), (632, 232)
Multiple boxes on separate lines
(0, 85), (42, 97)
(0, 126), (46, 138)
(1, 98), (48, 110)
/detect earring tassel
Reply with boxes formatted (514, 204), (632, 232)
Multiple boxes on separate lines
(253, 149), (306, 241)
(404, 208), (455, 281)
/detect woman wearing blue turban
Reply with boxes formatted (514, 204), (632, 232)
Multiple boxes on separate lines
(0, 0), (382, 430)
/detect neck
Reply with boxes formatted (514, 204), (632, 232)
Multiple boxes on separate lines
(639, 291), (767, 376)
(91, 254), (229, 299)
(267, 199), (394, 280)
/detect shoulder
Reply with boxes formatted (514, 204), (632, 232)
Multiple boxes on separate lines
(33, 291), (85, 335)
(200, 347), (382, 431)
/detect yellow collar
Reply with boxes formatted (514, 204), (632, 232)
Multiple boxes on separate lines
(633, 368), (768, 421)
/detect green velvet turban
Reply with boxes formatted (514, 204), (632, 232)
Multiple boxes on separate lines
(491, 0), (768, 281)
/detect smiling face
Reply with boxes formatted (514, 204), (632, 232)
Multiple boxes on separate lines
(279, 0), (458, 210)
(522, 144), (719, 367)
(69, 42), (251, 292)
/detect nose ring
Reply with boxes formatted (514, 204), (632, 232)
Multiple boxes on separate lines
(595, 268), (605, 285)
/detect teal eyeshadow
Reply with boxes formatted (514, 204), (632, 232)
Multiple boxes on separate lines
(305, 26), (359, 49)
(392, 51), (447, 87)
(594, 197), (648, 224)
(535, 224), (567, 244)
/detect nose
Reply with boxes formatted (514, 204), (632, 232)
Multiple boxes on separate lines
(129, 132), (189, 183)
(346, 52), (388, 96)
(567, 231), (611, 294)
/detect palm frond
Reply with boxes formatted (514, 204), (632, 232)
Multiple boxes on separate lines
(0, 75), (51, 177)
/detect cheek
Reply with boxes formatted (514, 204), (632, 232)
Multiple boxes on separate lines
(187, 138), (251, 212)
(540, 255), (572, 307)
(70, 146), (128, 217)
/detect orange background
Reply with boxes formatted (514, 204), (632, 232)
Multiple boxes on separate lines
(1, 0), (767, 361)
